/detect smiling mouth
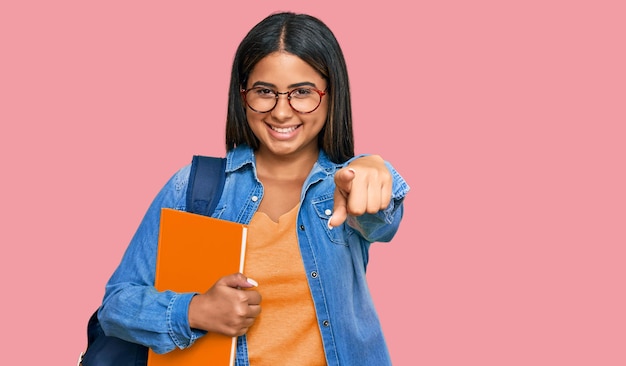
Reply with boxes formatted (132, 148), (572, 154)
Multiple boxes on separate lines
(268, 124), (301, 133)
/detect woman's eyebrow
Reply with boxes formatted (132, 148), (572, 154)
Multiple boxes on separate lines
(251, 81), (276, 88)
(287, 81), (317, 88)
(250, 81), (318, 89)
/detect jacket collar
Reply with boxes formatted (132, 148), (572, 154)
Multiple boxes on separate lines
(226, 144), (339, 177)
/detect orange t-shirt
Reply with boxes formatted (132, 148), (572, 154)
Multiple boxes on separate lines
(244, 205), (326, 365)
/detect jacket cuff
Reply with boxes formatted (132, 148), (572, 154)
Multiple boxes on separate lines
(166, 292), (205, 349)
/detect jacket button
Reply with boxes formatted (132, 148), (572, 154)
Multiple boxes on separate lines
(299, 224), (305, 231)
(310, 271), (318, 278)
(251, 196), (258, 202)
(322, 320), (330, 327)
(324, 209), (332, 216)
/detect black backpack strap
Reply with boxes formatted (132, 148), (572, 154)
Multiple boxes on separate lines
(186, 155), (227, 216)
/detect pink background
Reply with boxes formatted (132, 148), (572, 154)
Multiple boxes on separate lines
(2, 1), (625, 365)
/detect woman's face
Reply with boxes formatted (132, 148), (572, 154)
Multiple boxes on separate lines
(244, 51), (328, 159)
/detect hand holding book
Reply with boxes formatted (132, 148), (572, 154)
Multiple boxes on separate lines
(188, 273), (261, 337)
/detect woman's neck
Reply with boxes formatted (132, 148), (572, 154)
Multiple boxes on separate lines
(254, 147), (319, 181)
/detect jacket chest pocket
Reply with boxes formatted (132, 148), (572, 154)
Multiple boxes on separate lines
(312, 197), (348, 246)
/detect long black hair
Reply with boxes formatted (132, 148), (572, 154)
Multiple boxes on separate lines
(225, 12), (354, 163)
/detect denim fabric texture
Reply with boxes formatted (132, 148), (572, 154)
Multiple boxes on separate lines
(98, 144), (410, 366)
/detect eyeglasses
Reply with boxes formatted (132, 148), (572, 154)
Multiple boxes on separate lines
(241, 86), (326, 114)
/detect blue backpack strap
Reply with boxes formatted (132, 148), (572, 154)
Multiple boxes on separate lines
(186, 155), (226, 216)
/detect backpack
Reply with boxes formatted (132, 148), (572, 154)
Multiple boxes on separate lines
(79, 156), (226, 366)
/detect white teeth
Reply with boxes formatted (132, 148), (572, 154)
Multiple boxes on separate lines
(270, 125), (298, 133)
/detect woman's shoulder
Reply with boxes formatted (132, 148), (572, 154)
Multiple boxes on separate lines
(169, 163), (192, 191)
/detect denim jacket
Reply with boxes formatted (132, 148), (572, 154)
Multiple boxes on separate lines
(98, 144), (410, 366)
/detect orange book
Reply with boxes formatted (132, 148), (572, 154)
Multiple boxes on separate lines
(148, 208), (248, 366)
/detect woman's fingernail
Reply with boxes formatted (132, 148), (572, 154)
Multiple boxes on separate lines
(247, 278), (258, 287)
(327, 216), (334, 230)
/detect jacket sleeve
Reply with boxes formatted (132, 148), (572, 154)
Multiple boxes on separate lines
(97, 164), (207, 354)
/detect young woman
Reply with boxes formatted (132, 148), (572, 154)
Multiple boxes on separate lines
(97, 11), (410, 366)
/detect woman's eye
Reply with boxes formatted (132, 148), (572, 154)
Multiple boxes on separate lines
(292, 88), (312, 97)
(255, 88), (275, 97)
